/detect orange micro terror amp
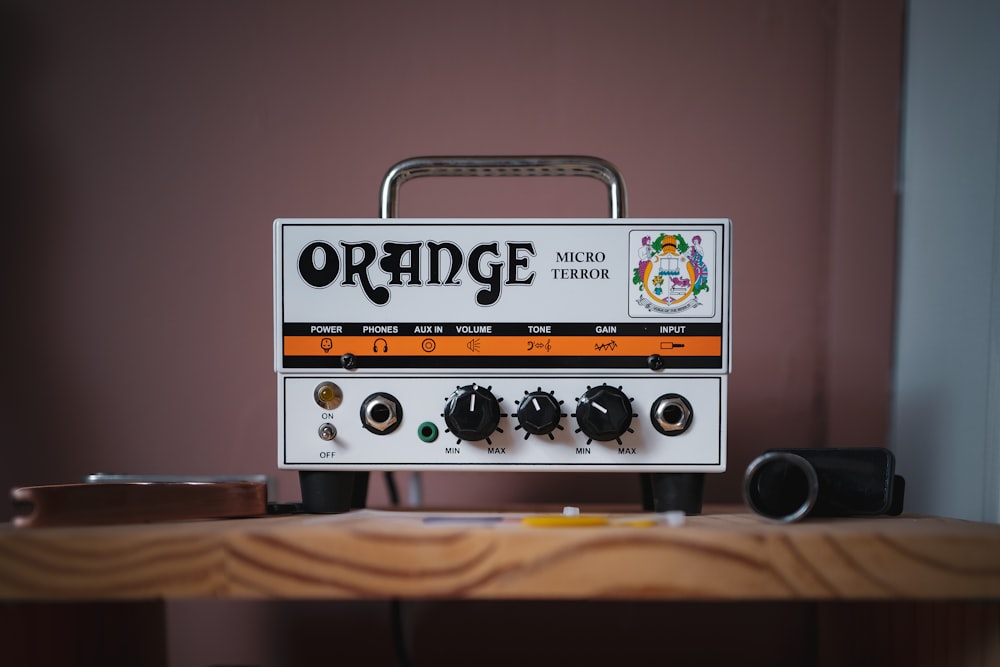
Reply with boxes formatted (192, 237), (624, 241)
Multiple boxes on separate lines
(274, 156), (732, 513)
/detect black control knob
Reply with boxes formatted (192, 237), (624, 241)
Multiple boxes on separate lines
(443, 384), (504, 444)
(514, 388), (565, 440)
(573, 384), (636, 444)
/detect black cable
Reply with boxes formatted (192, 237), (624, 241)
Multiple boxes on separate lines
(390, 598), (413, 667)
(384, 471), (400, 506)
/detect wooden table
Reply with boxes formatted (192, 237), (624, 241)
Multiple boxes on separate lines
(2, 508), (999, 665)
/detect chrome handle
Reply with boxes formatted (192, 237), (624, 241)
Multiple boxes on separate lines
(379, 155), (628, 218)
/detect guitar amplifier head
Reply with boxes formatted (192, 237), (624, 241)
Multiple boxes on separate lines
(273, 157), (731, 511)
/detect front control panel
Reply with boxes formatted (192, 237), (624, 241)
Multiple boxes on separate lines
(275, 218), (731, 474)
(280, 375), (725, 471)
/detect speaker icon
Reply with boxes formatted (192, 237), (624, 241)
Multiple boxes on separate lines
(466, 338), (481, 353)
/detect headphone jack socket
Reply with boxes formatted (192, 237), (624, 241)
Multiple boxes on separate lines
(360, 392), (403, 435)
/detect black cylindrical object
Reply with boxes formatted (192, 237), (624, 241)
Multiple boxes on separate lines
(299, 471), (367, 514)
(647, 472), (705, 515)
(743, 448), (905, 522)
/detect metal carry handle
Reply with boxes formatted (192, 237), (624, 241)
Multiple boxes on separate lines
(379, 155), (628, 219)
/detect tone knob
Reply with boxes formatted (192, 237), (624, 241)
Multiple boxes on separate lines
(514, 388), (565, 440)
(573, 384), (636, 444)
(442, 384), (505, 444)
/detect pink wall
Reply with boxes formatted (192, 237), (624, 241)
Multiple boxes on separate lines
(1, 1), (901, 517)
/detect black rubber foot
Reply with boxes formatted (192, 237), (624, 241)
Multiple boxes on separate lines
(299, 471), (370, 514)
(640, 472), (705, 515)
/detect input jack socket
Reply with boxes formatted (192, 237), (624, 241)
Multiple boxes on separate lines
(651, 393), (693, 436)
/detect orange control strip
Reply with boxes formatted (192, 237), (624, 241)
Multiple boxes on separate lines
(283, 336), (721, 357)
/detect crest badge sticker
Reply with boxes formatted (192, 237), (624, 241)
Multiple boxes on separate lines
(629, 230), (717, 317)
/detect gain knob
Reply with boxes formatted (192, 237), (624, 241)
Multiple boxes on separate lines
(514, 388), (565, 440)
(573, 384), (636, 445)
(442, 384), (505, 444)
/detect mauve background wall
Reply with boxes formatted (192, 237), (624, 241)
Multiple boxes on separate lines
(1, 0), (901, 515)
(1, 1), (902, 663)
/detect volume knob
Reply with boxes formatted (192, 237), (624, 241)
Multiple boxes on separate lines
(443, 384), (504, 444)
(573, 384), (636, 445)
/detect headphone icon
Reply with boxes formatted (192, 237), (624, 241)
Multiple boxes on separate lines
(373, 338), (389, 353)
